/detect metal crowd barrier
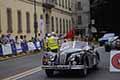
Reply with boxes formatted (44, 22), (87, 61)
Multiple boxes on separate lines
(0, 41), (42, 56)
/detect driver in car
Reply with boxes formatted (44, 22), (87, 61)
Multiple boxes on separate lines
(114, 39), (120, 50)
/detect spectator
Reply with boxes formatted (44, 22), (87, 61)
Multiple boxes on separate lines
(8, 34), (15, 44)
(23, 35), (27, 42)
(38, 33), (42, 41)
(20, 35), (28, 53)
(15, 36), (20, 44)
(20, 35), (24, 43)
(31, 37), (36, 42)
(38, 33), (44, 49)
(2, 34), (8, 44)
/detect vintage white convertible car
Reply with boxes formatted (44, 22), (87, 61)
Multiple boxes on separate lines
(42, 41), (100, 77)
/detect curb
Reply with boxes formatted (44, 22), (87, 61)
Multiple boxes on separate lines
(0, 50), (42, 61)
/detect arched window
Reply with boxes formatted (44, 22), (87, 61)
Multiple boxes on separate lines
(17, 10), (22, 33)
(26, 12), (30, 33)
(7, 8), (13, 33)
(60, 18), (62, 33)
(63, 19), (65, 33)
(56, 17), (58, 33)
(62, 0), (64, 8)
(66, 19), (68, 32)
(51, 16), (54, 31)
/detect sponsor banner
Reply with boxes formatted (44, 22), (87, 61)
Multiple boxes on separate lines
(0, 41), (42, 56)
(36, 41), (41, 50)
(2, 44), (12, 55)
(15, 43), (22, 53)
(110, 50), (120, 72)
(11, 43), (17, 54)
(27, 42), (36, 51)
(0, 45), (3, 56)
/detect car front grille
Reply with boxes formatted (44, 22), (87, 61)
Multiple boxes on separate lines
(59, 53), (67, 65)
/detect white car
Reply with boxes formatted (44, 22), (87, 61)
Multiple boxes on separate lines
(99, 33), (117, 46)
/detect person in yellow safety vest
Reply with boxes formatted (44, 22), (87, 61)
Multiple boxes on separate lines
(46, 33), (59, 53)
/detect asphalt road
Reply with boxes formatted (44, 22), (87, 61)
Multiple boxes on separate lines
(0, 47), (120, 80)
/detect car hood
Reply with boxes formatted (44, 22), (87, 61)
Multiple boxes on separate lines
(61, 48), (82, 54)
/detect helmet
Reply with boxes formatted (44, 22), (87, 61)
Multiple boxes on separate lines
(47, 33), (51, 37)
(51, 32), (56, 35)
(51, 32), (56, 37)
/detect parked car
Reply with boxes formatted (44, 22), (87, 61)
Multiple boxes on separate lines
(104, 36), (119, 52)
(98, 33), (115, 46)
(42, 41), (100, 77)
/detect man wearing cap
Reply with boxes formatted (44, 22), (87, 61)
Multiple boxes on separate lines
(46, 33), (59, 52)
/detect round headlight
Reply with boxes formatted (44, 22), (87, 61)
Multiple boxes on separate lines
(68, 55), (76, 61)
(72, 61), (77, 65)
(49, 55), (55, 61)
(71, 57), (75, 61)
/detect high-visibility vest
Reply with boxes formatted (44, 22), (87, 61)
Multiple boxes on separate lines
(47, 37), (59, 50)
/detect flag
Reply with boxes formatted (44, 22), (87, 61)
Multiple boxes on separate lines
(65, 27), (75, 40)
(39, 19), (44, 39)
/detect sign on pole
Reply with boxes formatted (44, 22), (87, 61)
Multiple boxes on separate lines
(110, 50), (120, 72)
(39, 19), (44, 38)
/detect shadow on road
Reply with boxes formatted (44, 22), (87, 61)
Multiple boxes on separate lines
(47, 68), (101, 79)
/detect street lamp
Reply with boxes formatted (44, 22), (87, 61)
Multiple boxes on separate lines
(34, 0), (38, 41)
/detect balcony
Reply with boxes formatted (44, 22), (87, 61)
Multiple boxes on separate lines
(42, 0), (55, 9)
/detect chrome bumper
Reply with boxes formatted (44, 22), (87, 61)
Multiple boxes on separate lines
(42, 65), (85, 70)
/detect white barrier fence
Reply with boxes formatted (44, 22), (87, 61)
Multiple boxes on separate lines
(0, 41), (41, 56)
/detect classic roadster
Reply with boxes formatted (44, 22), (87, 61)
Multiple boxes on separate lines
(42, 41), (100, 77)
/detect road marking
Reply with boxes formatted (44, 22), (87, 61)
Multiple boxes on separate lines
(2, 66), (42, 80)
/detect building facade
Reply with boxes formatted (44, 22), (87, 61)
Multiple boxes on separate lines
(0, 0), (72, 40)
(72, 0), (90, 36)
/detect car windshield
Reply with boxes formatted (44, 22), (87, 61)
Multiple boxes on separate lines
(74, 41), (88, 49)
(60, 41), (73, 51)
(60, 41), (88, 51)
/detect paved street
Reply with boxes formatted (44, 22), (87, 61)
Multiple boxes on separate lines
(0, 47), (120, 80)
(0, 53), (42, 80)
(0, 0), (114, 80)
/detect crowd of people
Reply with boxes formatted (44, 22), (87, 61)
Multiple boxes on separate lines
(0, 32), (66, 51)
(43, 31), (98, 53)
(0, 34), (29, 45)
(1, 31), (120, 54)
(0, 30), (96, 50)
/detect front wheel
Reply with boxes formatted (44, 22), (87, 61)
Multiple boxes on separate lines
(80, 67), (87, 77)
(80, 60), (88, 77)
(45, 69), (54, 77)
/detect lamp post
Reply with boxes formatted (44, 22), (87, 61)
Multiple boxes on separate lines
(88, 0), (92, 37)
(34, 0), (38, 41)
